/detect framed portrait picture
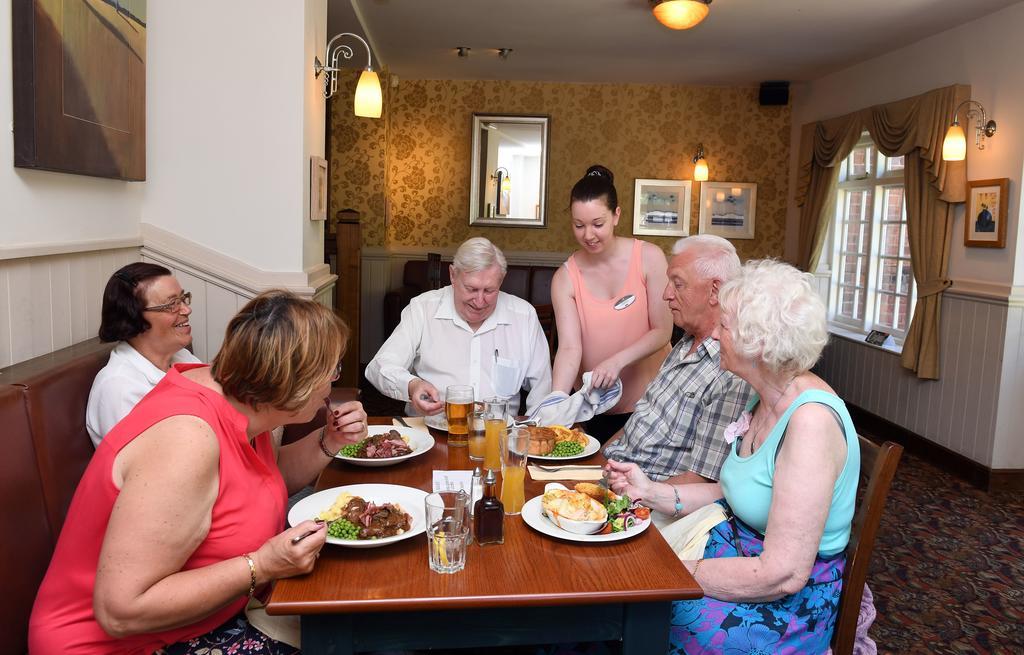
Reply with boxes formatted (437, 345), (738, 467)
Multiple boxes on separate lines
(310, 156), (328, 221)
(965, 178), (1008, 248)
(632, 179), (692, 238)
(699, 182), (757, 240)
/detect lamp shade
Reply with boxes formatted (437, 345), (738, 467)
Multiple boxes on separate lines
(354, 69), (383, 118)
(693, 157), (709, 182)
(942, 123), (967, 161)
(653, 0), (711, 30)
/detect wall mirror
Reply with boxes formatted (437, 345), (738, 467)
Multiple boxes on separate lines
(469, 114), (550, 228)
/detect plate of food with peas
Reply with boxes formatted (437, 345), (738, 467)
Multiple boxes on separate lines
(524, 425), (601, 461)
(334, 425), (435, 467)
(288, 483), (428, 548)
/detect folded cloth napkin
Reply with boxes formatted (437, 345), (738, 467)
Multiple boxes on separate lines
(659, 502), (729, 561)
(528, 372), (623, 426)
(393, 416), (427, 429)
(528, 465), (605, 482)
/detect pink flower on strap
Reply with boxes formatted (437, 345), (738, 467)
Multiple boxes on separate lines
(723, 411), (752, 445)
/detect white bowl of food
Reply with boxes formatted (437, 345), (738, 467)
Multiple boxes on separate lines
(540, 483), (608, 535)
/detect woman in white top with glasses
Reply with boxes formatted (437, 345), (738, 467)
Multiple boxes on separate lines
(85, 262), (201, 446)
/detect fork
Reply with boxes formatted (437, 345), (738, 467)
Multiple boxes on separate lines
(292, 518), (335, 544)
(533, 464), (603, 472)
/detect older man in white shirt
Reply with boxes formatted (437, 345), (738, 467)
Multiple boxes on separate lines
(366, 237), (552, 419)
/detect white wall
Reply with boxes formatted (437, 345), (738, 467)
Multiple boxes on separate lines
(303, 0), (329, 271)
(786, 1), (1024, 288)
(0, 4), (142, 254)
(142, 0), (319, 274)
(787, 1), (1024, 469)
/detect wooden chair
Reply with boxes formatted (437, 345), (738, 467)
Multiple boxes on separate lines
(534, 303), (557, 360)
(831, 435), (903, 655)
(426, 252), (443, 290)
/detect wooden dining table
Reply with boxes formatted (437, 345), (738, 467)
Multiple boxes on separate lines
(266, 418), (702, 654)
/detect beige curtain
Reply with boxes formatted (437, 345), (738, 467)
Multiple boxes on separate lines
(793, 85), (969, 379)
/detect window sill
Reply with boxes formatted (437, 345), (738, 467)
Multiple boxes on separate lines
(827, 325), (904, 356)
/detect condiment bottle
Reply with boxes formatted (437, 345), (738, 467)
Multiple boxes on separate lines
(473, 469), (504, 545)
(470, 467), (483, 517)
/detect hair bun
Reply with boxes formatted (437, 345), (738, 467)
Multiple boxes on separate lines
(585, 165), (614, 183)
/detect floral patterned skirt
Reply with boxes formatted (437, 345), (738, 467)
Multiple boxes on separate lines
(159, 613), (299, 655)
(669, 509), (845, 655)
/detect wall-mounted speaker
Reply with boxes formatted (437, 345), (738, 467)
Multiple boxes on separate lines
(759, 81), (789, 106)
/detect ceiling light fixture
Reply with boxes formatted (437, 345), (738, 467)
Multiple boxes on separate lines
(942, 99), (997, 161)
(314, 32), (382, 118)
(651, 0), (712, 30)
(498, 48), (513, 60)
(457, 46), (471, 57)
(692, 143), (709, 182)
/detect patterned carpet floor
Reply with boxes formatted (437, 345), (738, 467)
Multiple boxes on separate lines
(356, 383), (1024, 653)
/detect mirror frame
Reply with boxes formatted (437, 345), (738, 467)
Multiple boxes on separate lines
(469, 113), (550, 228)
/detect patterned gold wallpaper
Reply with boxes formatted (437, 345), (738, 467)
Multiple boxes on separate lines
(328, 71), (791, 261)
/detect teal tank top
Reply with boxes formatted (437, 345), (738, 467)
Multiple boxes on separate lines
(719, 389), (860, 557)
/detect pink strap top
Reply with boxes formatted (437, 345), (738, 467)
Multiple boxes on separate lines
(29, 364), (287, 655)
(565, 239), (669, 413)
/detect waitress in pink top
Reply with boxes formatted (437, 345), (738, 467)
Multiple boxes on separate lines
(551, 165), (673, 442)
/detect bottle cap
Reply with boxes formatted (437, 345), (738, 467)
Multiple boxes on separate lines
(483, 469), (498, 485)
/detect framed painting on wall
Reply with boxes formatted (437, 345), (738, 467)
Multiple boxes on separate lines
(310, 156), (328, 221)
(632, 179), (692, 238)
(964, 178), (1008, 248)
(12, 0), (147, 180)
(698, 182), (757, 240)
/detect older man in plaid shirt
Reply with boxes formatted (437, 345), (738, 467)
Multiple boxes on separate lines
(603, 235), (753, 483)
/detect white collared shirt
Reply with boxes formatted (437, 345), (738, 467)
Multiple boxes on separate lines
(85, 341), (201, 447)
(365, 286), (552, 416)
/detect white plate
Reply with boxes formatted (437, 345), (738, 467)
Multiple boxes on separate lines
(528, 435), (602, 462)
(334, 425), (435, 467)
(288, 483), (428, 548)
(520, 494), (651, 543)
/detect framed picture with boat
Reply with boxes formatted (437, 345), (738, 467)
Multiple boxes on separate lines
(698, 181), (757, 240)
(632, 178), (692, 238)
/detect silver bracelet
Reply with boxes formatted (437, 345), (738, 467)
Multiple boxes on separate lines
(671, 485), (684, 517)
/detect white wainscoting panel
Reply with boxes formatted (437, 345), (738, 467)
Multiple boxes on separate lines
(815, 291), (1007, 466)
(0, 248), (140, 368)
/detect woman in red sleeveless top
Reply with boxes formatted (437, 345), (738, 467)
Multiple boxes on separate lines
(29, 291), (368, 655)
(551, 165), (674, 442)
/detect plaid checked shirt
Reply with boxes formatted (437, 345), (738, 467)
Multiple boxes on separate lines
(603, 334), (753, 481)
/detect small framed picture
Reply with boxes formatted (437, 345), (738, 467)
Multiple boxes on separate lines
(698, 181), (757, 240)
(310, 155), (328, 221)
(632, 179), (692, 238)
(965, 178), (1008, 248)
(865, 330), (892, 347)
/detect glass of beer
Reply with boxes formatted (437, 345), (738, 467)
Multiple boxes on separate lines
(500, 427), (529, 515)
(481, 397), (508, 471)
(444, 385), (474, 447)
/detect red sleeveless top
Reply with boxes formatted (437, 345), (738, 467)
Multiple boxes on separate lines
(29, 364), (287, 655)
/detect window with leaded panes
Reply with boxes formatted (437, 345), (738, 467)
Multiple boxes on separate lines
(828, 134), (915, 342)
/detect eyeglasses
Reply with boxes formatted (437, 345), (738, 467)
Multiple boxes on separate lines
(331, 360), (343, 382)
(144, 291), (192, 314)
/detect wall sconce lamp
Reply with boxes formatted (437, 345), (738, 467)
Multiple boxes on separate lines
(314, 32), (382, 118)
(652, 0), (712, 30)
(692, 144), (709, 182)
(942, 99), (996, 161)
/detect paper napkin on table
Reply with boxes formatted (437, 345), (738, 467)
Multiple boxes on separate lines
(528, 465), (605, 482)
(393, 416), (427, 429)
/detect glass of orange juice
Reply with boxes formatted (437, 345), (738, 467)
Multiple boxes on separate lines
(481, 397), (508, 471)
(500, 427), (529, 515)
(468, 407), (486, 461)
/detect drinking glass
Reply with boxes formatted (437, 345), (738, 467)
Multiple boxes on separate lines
(468, 407), (486, 461)
(445, 385), (474, 447)
(500, 427), (529, 515)
(481, 397), (508, 471)
(424, 490), (470, 574)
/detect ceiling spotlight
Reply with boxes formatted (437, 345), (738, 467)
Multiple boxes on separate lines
(651, 0), (712, 30)
(456, 46), (471, 57)
(498, 48), (513, 60)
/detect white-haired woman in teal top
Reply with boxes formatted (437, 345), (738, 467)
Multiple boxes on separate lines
(607, 258), (860, 654)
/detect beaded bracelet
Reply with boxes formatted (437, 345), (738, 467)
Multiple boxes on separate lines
(242, 553), (256, 598)
(317, 426), (337, 458)
(672, 485), (684, 517)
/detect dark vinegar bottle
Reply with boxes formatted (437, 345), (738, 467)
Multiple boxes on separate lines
(474, 469), (504, 545)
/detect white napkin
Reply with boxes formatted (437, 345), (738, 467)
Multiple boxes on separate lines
(528, 372), (622, 426)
